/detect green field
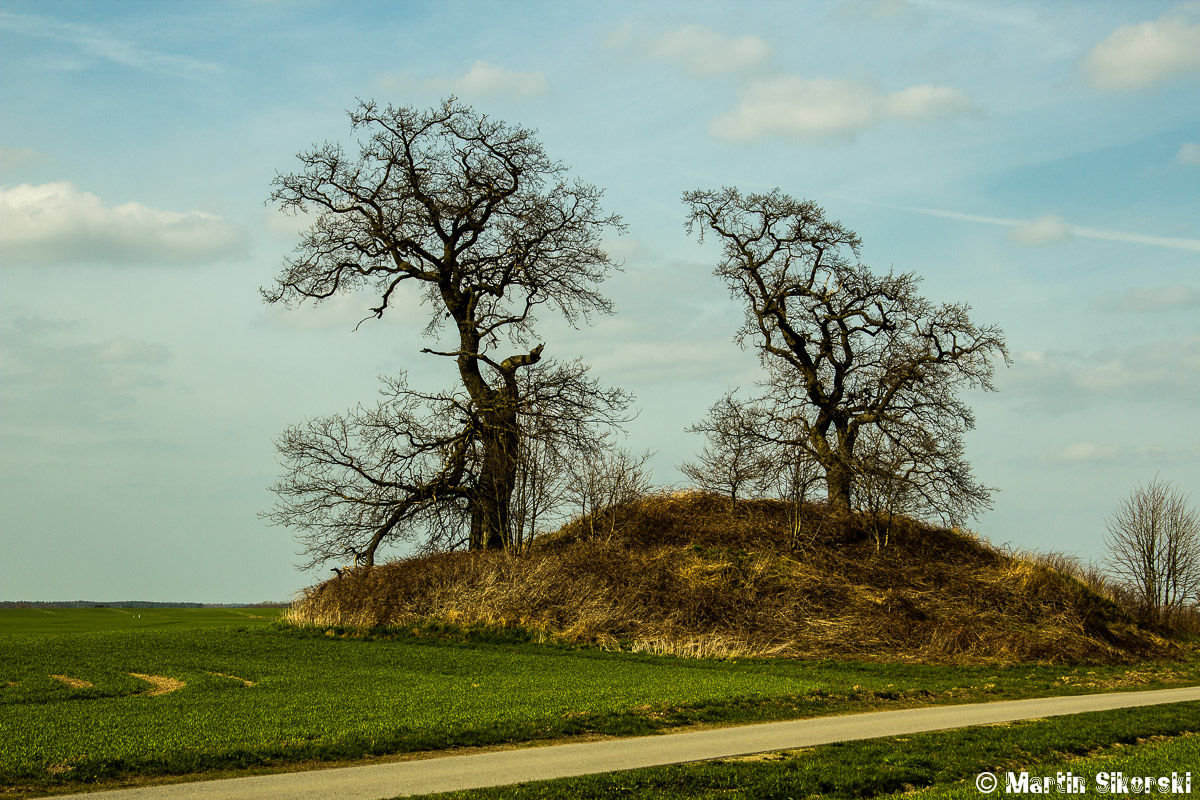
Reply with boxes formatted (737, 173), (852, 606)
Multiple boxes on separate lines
(3, 609), (1200, 797)
(0, 606), (284, 635)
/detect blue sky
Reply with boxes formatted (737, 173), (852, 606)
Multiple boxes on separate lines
(2, 0), (1198, 602)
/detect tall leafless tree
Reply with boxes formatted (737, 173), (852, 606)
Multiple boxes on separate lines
(1105, 477), (1200, 621)
(263, 99), (627, 560)
(683, 188), (1008, 523)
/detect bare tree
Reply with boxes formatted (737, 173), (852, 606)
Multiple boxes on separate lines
(266, 359), (630, 567)
(683, 188), (1008, 523)
(565, 445), (654, 542)
(679, 392), (777, 504)
(1105, 477), (1200, 621)
(264, 99), (627, 560)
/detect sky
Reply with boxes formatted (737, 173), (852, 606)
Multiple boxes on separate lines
(2, 0), (1199, 603)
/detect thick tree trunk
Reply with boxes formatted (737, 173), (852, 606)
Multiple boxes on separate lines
(470, 420), (518, 550)
(824, 460), (853, 512)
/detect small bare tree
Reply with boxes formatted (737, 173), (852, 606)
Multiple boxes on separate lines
(565, 445), (654, 542)
(774, 441), (824, 552)
(1104, 477), (1200, 622)
(679, 392), (777, 504)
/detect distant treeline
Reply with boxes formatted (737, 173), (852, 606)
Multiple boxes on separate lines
(0, 601), (287, 609)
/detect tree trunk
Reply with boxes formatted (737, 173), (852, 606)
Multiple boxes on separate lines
(468, 394), (521, 550)
(825, 460), (853, 512)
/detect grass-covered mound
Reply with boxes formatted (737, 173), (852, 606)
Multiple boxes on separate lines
(287, 491), (1174, 664)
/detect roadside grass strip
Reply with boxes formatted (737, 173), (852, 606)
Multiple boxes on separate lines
(3, 616), (1200, 794)
(414, 702), (1200, 799)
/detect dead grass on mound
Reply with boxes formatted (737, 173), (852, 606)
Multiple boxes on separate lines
(288, 491), (1176, 664)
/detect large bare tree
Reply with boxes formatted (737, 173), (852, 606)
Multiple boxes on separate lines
(683, 188), (1008, 522)
(263, 99), (627, 559)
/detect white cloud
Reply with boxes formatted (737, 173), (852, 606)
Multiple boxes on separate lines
(1082, 5), (1200, 91)
(709, 76), (977, 142)
(0, 11), (221, 79)
(1094, 284), (1200, 312)
(377, 61), (550, 101)
(0, 182), (247, 266)
(1053, 442), (1118, 462)
(0, 316), (170, 429)
(0, 147), (43, 170)
(899, 206), (1200, 253)
(1006, 336), (1200, 409)
(646, 25), (774, 77)
(257, 288), (428, 332)
(264, 206), (317, 238)
(710, 76), (880, 141)
(1175, 142), (1200, 165)
(883, 85), (977, 120)
(1009, 214), (1072, 245)
(603, 23), (773, 77)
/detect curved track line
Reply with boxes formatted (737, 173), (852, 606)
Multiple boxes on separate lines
(50, 675), (93, 689)
(128, 673), (185, 696)
(207, 671), (256, 687)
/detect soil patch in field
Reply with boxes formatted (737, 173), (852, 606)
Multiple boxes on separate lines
(128, 673), (185, 696)
(50, 674), (93, 689)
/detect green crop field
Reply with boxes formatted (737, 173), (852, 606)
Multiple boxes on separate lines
(0, 606), (285, 635)
(3, 609), (1200, 796)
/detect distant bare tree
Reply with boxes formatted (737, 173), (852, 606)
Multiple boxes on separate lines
(566, 445), (654, 542)
(679, 392), (776, 504)
(774, 440), (825, 552)
(683, 187), (1008, 523)
(263, 98), (627, 560)
(1105, 477), (1200, 621)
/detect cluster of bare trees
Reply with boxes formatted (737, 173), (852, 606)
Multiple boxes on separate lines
(263, 99), (1010, 568)
(678, 188), (1009, 545)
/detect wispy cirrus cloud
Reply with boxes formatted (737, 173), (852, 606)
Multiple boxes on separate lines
(898, 206), (1200, 253)
(0, 182), (247, 267)
(377, 61), (550, 101)
(709, 76), (977, 142)
(830, 0), (922, 23)
(1081, 4), (1200, 91)
(1009, 214), (1072, 245)
(0, 11), (221, 78)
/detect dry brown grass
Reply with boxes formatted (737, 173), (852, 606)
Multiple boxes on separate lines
(288, 491), (1177, 664)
